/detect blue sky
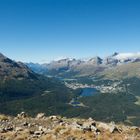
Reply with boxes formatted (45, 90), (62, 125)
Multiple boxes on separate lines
(0, 0), (140, 63)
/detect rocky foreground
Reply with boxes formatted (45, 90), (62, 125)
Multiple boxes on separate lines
(0, 112), (140, 140)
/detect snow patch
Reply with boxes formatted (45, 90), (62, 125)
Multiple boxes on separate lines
(114, 52), (140, 60)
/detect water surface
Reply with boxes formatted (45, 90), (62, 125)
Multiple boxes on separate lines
(80, 88), (97, 97)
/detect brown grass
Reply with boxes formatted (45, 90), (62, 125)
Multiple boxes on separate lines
(0, 114), (9, 121)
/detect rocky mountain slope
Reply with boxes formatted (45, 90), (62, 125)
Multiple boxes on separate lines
(0, 53), (37, 81)
(0, 112), (140, 140)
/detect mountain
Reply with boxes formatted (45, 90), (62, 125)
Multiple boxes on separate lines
(100, 62), (140, 80)
(0, 53), (39, 101)
(27, 52), (140, 78)
(0, 53), (73, 103)
(25, 62), (47, 74)
(103, 52), (140, 66)
(0, 53), (37, 81)
(103, 52), (119, 66)
(99, 52), (140, 80)
(113, 52), (140, 63)
(88, 56), (103, 65)
(26, 57), (105, 78)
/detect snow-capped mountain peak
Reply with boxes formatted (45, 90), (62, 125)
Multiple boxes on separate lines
(114, 52), (140, 59)
(27, 52), (140, 73)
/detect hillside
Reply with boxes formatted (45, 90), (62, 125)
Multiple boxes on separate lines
(0, 113), (140, 140)
(0, 53), (75, 114)
(100, 62), (140, 80)
(1, 78), (140, 126)
(0, 53), (37, 81)
(0, 53), (73, 103)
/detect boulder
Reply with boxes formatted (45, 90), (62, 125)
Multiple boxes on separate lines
(98, 122), (120, 133)
(17, 112), (28, 119)
(49, 115), (59, 121)
(109, 122), (120, 133)
(82, 119), (96, 131)
(36, 113), (45, 119)
(15, 127), (23, 132)
(1, 126), (14, 133)
(34, 130), (44, 135)
(22, 121), (29, 126)
(38, 126), (47, 132)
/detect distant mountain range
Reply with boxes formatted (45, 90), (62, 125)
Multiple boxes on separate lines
(27, 52), (140, 79)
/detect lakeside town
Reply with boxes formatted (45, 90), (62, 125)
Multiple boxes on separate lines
(64, 80), (126, 94)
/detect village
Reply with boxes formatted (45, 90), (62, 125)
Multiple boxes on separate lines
(64, 80), (126, 94)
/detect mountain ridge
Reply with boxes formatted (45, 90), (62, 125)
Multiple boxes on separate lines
(27, 52), (140, 65)
(0, 53), (38, 81)
(26, 52), (140, 78)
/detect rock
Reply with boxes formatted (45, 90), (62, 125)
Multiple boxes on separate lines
(49, 115), (61, 121)
(130, 126), (140, 133)
(49, 115), (57, 121)
(29, 123), (36, 127)
(109, 122), (120, 133)
(49, 115), (63, 124)
(29, 130), (34, 135)
(28, 123), (31, 127)
(109, 125), (118, 133)
(36, 113), (45, 119)
(130, 126), (139, 130)
(70, 122), (82, 130)
(98, 122), (120, 133)
(88, 117), (95, 122)
(76, 121), (83, 126)
(5, 126), (14, 131)
(0, 113), (140, 140)
(98, 122), (110, 130)
(1, 126), (14, 133)
(59, 121), (67, 126)
(22, 121), (29, 126)
(59, 128), (69, 135)
(91, 125), (97, 131)
(38, 126), (43, 131)
(67, 136), (76, 140)
(0, 128), (6, 133)
(17, 112), (28, 119)
(82, 120), (96, 132)
(15, 127), (23, 132)
(38, 126), (47, 132)
(34, 130), (44, 135)
(95, 128), (101, 135)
